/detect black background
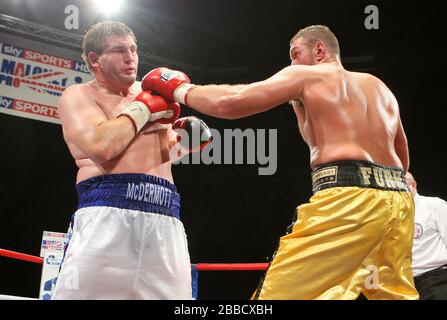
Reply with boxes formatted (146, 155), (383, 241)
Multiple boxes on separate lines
(0, 0), (446, 299)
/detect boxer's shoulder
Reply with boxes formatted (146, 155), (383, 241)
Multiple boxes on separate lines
(62, 82), (97, 99)
(58, 82), (99, 115)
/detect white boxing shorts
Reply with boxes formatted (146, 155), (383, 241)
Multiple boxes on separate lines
(51, 173), (192, 300)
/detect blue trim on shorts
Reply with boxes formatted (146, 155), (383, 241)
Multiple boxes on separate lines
(75, 174), (181, 219)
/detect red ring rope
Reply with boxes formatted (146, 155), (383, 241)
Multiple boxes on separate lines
(0, 248), (269, 271)
(195, 263), (269, 271)
(0, 249), (43, 264)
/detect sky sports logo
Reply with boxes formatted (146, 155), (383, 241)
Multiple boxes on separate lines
(0, 96), (13, 109)
(0, 95), (59, 119)
(1, 44), (23, 57)
(1, 43), (90, 73)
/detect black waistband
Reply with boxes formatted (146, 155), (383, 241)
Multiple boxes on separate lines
(414, 264), (447, 281)
(311, 160), (409, 193)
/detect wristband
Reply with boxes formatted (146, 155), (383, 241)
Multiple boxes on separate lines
(117, 101), (150, 134)
(173, 83), (195, 105)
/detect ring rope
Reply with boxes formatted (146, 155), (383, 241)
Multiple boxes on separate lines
(0, 248), (43, 264)
(0, 248), (269, 271)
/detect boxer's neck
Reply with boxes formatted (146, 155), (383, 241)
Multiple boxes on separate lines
(93, 77), (132, 97)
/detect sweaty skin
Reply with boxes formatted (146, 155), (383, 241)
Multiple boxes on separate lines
(289, 64), (408, 170)
(58, 35), (178, 184)
(184, 38), (409, 171)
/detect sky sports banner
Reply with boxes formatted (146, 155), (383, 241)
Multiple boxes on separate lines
(0, 42), (92, 124)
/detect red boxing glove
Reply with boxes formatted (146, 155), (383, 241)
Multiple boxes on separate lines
(141, 67), (195, 105)
(118, 91), (180, 134)
(135, 91), (180, 124)
(173, 116), (213, 153)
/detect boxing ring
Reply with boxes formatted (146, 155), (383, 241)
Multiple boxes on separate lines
(0, 247), (269, 300)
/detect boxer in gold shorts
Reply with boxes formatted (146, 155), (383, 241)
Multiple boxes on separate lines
(254, 160), (416, 299)
(140, 25), (418, 299)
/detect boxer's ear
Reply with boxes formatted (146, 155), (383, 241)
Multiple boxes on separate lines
(88, 52), (100, 70)
(314, 42), (327, 62)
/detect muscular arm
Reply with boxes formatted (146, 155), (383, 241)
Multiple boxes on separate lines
(59, 85), (135, 164)
(186, 65), (311, 119)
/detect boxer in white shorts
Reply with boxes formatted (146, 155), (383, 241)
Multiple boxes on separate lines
(52, 174), (191, 299)
(53, 21), (210, 299)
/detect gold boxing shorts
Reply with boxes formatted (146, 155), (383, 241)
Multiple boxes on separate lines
(254, 160), (418, 300)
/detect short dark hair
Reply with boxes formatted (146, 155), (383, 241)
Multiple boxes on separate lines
(290, 25), (340, 56)
(81, 21), (137, 72)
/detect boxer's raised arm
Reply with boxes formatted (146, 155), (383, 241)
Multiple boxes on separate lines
(186, 66), (310, 119)
(59, 85), (181, 163)
(142, 65), (313, 120)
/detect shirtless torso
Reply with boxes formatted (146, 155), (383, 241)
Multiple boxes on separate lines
(60, 80), (174, 184)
